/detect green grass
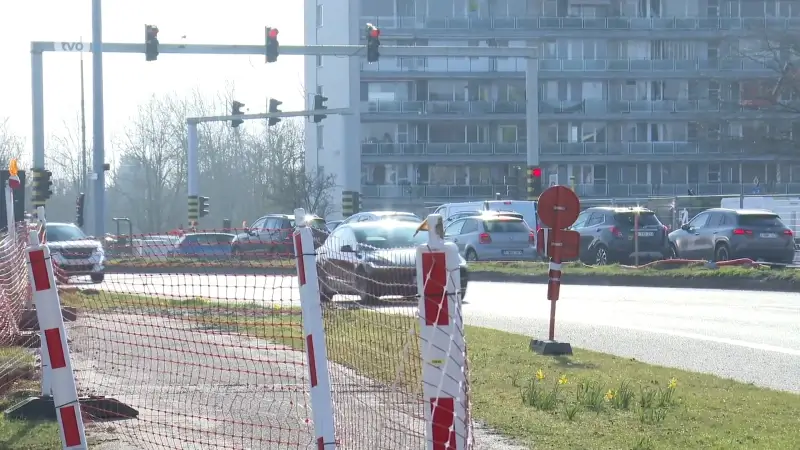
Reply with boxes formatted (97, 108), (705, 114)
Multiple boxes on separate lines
(63, 291), (800, 449)
(471, 260), (800, 281)
(0, 348), (62, 450)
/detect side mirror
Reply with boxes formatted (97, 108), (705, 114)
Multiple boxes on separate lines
(247, 228), (256, 236)
(680, 223), (691, 231)
(340, 244), (355, 252)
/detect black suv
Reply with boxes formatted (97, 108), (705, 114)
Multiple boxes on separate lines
(571, 207), (669, 265)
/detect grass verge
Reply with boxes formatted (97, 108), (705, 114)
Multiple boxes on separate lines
(472, 260), (800, 281)
(63, 290), (800, 449)
(0, 348), (62, 450)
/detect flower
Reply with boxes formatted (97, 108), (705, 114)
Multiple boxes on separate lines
(668, 377), (678, 389)
(535, 369), (545, 381)
(605, 389), (615, 401)
(558, 375), (568, 385)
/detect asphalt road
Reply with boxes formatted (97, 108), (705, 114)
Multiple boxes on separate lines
(92, 273), (800, 392)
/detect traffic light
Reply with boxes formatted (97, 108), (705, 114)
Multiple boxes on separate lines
(365, 23), (380, 63)
(231, 101), (245, 128)
(145, 25), (159, 61)
(265, 27), (279, 63)
(313, 94), (328, 123)
(528, 167), (543, 199)
(41, 170), (53, 201)
(199, 196), (210, 218)
(75, 192), (86, 228)
(268, 98), (282, 127)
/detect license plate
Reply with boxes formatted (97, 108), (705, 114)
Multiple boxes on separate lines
(760, 233), (777, 238)
(637, 232), (654, 237)
(502, 250), (523, 256)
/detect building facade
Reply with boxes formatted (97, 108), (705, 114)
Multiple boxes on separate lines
(304, 0), (800, 217)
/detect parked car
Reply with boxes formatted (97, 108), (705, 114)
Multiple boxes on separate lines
(45, 222), (105, 283)
(340, 211), (422, 226)
(326, 220), (343, 232)
(168, 233), (235, 259)
(435, 200), (540, 231)
(443, 213), (536, 261)
(231, 213), (328, 259)
(316, 221), (469, 303)
(668, 208), (795, 263)
(572, 207), (670, 265)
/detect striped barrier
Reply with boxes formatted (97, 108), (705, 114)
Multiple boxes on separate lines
(292, 208), (336, 449)
(26, 234), (88, 449)
(416, 214), (471, 450)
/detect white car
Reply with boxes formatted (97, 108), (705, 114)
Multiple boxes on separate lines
(46, 222), (105, 283)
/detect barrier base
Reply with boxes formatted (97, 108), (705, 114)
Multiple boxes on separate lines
(4, 395), (139, 421)
(18, 307), (78, 330)
(530, 339), (573, 356)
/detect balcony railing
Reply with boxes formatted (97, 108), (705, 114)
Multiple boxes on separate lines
(361, 15), (800, 32)
(362, 100), (795, 116)
(361, 57), (778, 73)
(361, 183), (800, 199)
(540, 142), (750, 156)
(361, 142), (524, 156)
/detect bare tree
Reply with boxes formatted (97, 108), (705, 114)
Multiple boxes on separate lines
(48, 115), (88, 193)
(0, 118), (23, 168)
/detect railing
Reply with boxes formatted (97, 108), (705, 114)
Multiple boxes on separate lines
(540, 142), (749, 156)
(360, 183), (800, 199)
(361, 142), (524, 156)
(362, 57), (779, 73)
(362, 99), (796, 116)
(361, 15), (800, 31)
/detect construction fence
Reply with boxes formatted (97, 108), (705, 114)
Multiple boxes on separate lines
(1, 210), (472, 450)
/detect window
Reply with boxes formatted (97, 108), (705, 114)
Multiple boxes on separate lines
(444, 220), (465, 237)
(737, 214), (784, 227)
(483, 219), (529, 233)
(614, 212), (661, 227)
(707, 163), (721, 183)
(316, 55), (323, 67)
(316, 4), (323, 27)
(316, 125), (324, 149)
(499, 125), (518, 143)
(586, 213), (605, 226)
(689, 213), (710, 229)
(461, 220), (479, 234)
(571, 211), (590, 229)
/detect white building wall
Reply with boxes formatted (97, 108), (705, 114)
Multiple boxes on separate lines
(304, 0), (360, 220)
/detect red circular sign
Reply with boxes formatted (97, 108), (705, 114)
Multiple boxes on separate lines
(537, 186), (580, 229)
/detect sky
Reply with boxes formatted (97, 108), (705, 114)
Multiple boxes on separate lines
(1, 0), (305, 167)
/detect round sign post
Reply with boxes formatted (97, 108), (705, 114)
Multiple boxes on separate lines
(530, 185), (581, 357)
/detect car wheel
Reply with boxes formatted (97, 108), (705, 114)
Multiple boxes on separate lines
(593, 245), (609, 265)
(465, 249), (478, 262)
(714, 244), (730, 262)
(231, 247), (242, 261)
(356, 268), (380, 304)
(90, 273), (105, 284)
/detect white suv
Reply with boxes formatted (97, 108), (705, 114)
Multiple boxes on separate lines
(46, 222), (105, 283)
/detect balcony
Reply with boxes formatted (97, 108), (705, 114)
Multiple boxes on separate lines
(361, 142), (524, 157)
(361, 15), (800, 33)
(361, 99), (798, 121)
(361, 183), (800, 200)
(361, 57), (778, 79)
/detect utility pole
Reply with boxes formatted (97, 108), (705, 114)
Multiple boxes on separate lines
(79, 38), (87, 194)
(91, 0), (106, 238)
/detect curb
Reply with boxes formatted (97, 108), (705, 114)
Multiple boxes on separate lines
(468, 271), (800, 293)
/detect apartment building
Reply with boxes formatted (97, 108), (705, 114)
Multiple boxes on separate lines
(304, 0), (800, 216)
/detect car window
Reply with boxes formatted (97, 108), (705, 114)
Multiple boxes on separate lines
(353, 225), (429, 249)
(461, 219), (479, 234)
(341, 214), (359, 224)
(385, 214), (421, 222)
(614, 212), (661, 227)
(260, 218), (276, 230)
(571, 211), (590, 229)
(250, 218), (266, 230)
(307, 218), (327, 230)
(689, 213), (710, 229)
(433, 206), (445, 216)
(180, 235), (198, 245)
(707, 213), (724, 227)
(483, 219), (529, 233)
(737, 214), (784, 227)
(586, 213), (605, 227)
(47, 224), (88, 241)
(358, 215), (373, 222)
(444, 220), (465, 237)
(214, 234), (234, 244)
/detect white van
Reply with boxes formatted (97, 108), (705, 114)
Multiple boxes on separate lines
(433, 200), (540, 231)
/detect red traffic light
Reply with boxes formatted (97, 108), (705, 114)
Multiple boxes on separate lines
(370, 29), (380, 38)
(531, 168), (542, 177)
(268, 28), (279, 39)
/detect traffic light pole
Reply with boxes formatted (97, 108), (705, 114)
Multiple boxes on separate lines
(30, 40), (539, 233)
(186, 108), (353, 226)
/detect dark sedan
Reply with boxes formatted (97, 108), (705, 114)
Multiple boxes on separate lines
(316, 221), (469, 303)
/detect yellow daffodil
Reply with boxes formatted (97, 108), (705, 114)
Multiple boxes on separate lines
(605, 389), (615, 401)
(668, 377), (678, 389)
(558, 375), (568, 385)
(535, 369), (545, 381)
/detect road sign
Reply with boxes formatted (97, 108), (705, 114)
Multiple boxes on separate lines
(54, 42), (88, 52)
(537, 185), (580, 229)
(537, 228), (580, 260)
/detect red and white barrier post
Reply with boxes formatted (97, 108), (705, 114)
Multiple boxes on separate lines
(416, 214), (469, 450)
(26, 231), (87, 449)
(292, 208), (336, 449)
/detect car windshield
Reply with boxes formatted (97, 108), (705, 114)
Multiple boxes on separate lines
(483, 219), (529, 233)
(47, 224), (87, 242)
(382, 214), (420, 222)
(614, 212), (661, 227)
(354, 226), (428, 249)
(738, 214), (784, 227)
